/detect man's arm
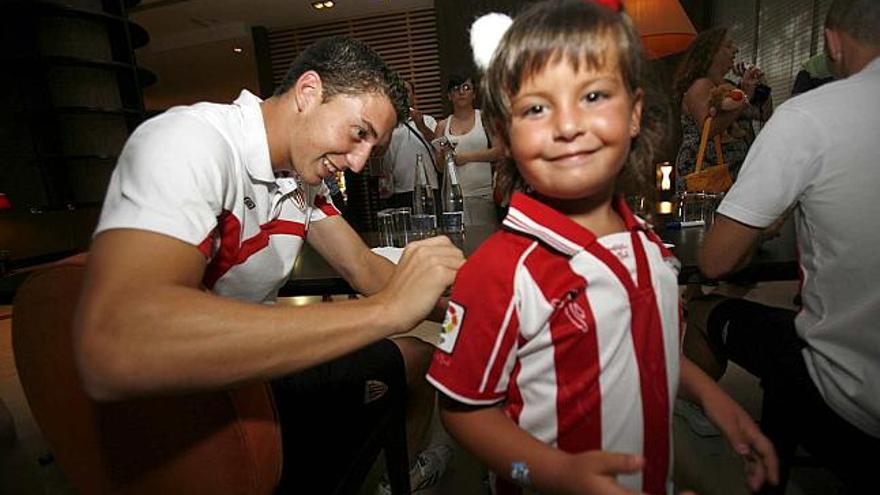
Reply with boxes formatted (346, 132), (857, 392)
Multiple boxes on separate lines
(308, 217), (450, 322)
(74, 228), (462, 401)
(410, 108), (436, 143)
(306, 215), (393, 295)
(697, 214), (763, 280)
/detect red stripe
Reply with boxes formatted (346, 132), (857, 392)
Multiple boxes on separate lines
(203, 211), (242, 289)
(197, 230), (215, 259)
(482, 307), (521, 395)
(594, 232), (670, 493)
(553, 288), (602, 453)
(505, 359), (524, 425)
(523, 248), (602, 453)
(314, 194), (340, 217)
(202, 213), (305, 289)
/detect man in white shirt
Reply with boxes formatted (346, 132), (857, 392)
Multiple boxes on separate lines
(686, 1), (880, 492)
(74, 36), (463, 493)
(383, 79), (440, 209)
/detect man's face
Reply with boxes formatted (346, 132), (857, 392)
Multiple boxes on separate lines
(290, 91), (397, 185)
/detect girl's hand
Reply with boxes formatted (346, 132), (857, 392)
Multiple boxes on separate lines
(558, 451), (646, 495)
(701, 391), (779, 491)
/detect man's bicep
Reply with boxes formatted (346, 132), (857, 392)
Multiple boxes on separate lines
(85, 229), (207, 295)
(698, 215), (762, 279)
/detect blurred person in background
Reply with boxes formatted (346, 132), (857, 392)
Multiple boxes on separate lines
(673, 27), (771, 191)
(382, 79), (440, 209)
(435, 71), (504, 226)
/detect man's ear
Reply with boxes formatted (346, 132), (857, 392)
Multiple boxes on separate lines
(825, 28), (842, 63)
(293, 70), (322, 112)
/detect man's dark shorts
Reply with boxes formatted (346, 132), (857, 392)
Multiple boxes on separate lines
(707, 298), (879, 492)
(271, 338), (405, 494)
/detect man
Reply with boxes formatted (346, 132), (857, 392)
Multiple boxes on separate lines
(686, 0), (880, 492)
(73, 36), (464, 493)
(382, 79), (440, 209)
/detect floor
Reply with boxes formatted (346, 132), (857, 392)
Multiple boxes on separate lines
(0, 281), (846, 494)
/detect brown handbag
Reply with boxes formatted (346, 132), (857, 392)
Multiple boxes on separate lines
(683, 116), (733, 193)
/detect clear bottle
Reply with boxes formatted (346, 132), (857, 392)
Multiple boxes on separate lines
(441, 150), (464, 234)
(411, 153), (437, 238)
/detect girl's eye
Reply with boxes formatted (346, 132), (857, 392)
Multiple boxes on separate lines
(584, 91), (607, 103)
(354, 128), (368, 140)
(523, 104), (545, 116)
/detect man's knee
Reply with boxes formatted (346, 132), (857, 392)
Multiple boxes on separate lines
(684, 295), (730, 380)
(391, 336), (434, 385)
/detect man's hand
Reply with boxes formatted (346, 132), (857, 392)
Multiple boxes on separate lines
(375, 236), (464, 334)
(410, 106), (425, 124)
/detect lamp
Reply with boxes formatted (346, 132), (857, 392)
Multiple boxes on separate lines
(655, 161), (675, 215)
(624, 0), (696, 59)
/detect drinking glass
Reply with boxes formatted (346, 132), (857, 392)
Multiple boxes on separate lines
(376, 209), (395, 247)
(392, 207), (412, 247)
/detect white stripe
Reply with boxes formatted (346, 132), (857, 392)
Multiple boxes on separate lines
(426, 375), (504, 406)
(479, 242), (540, 393)
(570, 247), (644, 490)
(504, 207), (582, 256)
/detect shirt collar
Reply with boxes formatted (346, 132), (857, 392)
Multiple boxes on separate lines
(233, 89), (276, 183)
(502, 192), (647, 257)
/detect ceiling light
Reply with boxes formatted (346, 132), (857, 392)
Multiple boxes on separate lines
(232, 46), (243, 54)
(311, 0), (334, 10)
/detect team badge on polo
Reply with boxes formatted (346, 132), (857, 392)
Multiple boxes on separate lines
(438, 301), (465, 353)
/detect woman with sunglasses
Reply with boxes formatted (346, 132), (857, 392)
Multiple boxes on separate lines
(435, 72), (505, 226)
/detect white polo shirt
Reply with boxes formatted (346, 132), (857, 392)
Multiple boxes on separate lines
(718, 57), (880, 438)
(383, 116), (439, 192)
(428, 193), (680, 494)
(96, 90), (339, 303)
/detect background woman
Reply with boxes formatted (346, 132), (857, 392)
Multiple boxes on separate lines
(673, 27), (771, 191)
(435, 72), (504, 226)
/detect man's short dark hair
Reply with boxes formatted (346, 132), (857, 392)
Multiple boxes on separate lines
(274, 36), (409, 122)
(826, 0), (880, 46)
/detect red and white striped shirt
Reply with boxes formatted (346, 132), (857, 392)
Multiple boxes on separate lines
(96, 90), (339, 303)
(427, 193), (680, 494)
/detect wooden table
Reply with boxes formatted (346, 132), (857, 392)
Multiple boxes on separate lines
(280, 221), (799, 297)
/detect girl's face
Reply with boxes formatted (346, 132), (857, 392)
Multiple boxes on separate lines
(507, 59), (642, 202)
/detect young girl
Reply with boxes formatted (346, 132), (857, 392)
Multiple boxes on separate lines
(426, 1), (778, 494)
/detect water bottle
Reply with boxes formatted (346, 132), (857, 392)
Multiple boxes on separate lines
(441, 151), (464, 234)
(411, 154), (437, 238)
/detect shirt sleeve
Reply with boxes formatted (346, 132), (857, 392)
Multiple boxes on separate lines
(95, 111), (233, 246)
(424, 114), (438, 132)
(718, 104), (825, 228)
(310, 180), (341, 221)
(427, 235), (522, 405)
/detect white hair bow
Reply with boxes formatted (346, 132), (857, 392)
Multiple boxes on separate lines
(470, 13), (513, 71)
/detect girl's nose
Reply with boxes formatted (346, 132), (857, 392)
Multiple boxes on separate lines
(554, 106), (584, 141)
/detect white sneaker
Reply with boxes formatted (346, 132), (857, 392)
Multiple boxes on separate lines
(375, 444), (454, 494)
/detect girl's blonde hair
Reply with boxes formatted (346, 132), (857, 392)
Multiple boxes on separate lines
(481, 0), (664, 201)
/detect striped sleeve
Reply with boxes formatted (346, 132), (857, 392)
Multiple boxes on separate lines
(427, 232), (528, 405)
